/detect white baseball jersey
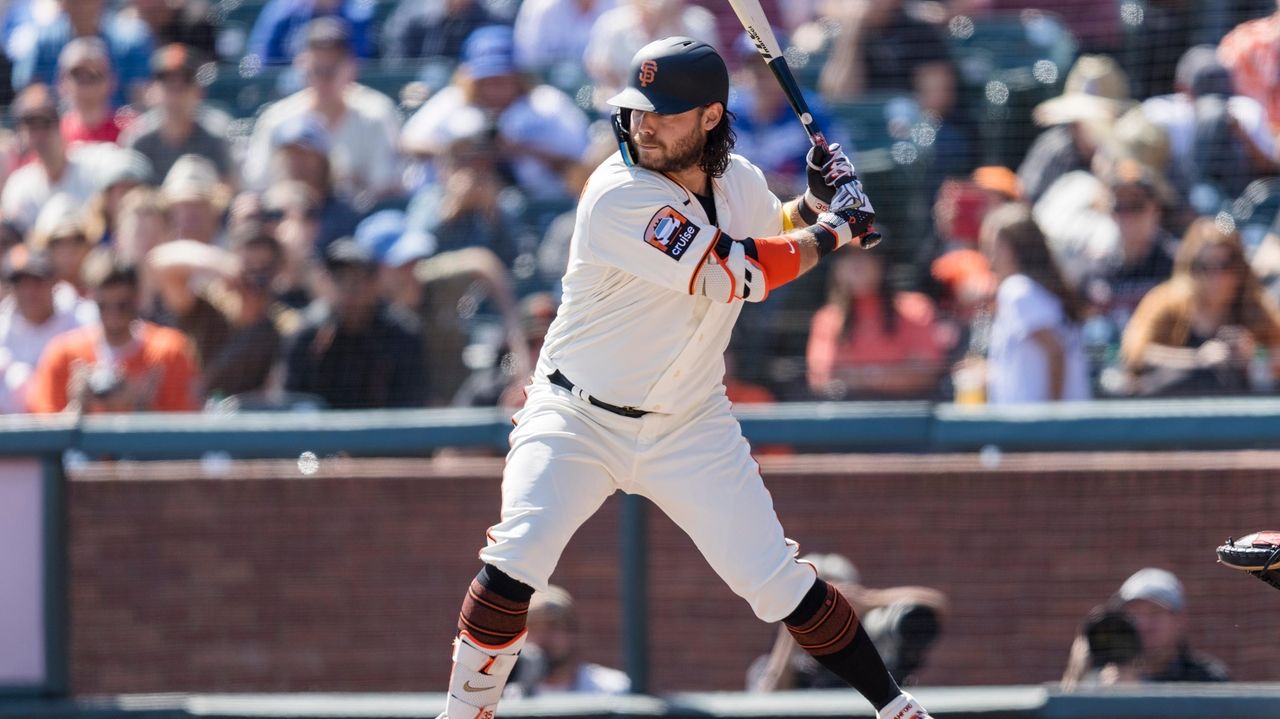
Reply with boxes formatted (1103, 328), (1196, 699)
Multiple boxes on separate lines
(481, 151), (817, 624)
(539, 152), (784, 413)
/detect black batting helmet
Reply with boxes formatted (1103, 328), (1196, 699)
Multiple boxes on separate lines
(608, 36), (729, 114)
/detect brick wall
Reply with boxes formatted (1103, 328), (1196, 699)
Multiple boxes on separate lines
(67, 453), (1280, 695)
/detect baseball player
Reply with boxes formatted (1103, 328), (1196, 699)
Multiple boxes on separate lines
(438, 37), (934, 719)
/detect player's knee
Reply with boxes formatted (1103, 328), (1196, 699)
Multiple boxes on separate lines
(746, 566), (820, 623)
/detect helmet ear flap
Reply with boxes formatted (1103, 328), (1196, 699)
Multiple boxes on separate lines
(612, 109), (637, 166)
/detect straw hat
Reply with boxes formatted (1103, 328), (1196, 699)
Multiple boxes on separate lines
(1034, 55), (1132, 126)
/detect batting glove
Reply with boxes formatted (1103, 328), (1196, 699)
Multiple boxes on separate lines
(804, 143), (861, 213)
(877, 692), (933, 719)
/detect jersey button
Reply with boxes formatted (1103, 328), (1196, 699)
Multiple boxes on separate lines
(673, 370), (682, 378)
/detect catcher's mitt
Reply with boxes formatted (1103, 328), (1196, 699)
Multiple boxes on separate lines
(1217, 531), (1280, 591)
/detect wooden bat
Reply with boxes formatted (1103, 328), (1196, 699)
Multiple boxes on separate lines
(724, 0), (881, 248)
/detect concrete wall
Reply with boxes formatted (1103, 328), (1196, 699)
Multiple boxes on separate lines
(66, 453), (1280, 695)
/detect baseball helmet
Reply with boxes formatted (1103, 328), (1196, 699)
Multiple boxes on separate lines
(608, 36), (729, 114)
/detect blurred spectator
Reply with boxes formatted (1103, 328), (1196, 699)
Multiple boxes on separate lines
(125, 0), (216, 59)
(986, 0), (1120, 54)
(1, 84), (97, 233)
(112, 186), (170, 264)
(55, 37), (125, 148)
(158, 154), (227, 245)
(454, 290), (551, 409)
(10, 0), (153, 107)
(246, 0), (376, 65)
(283, 239), (426, 408)
(976, 203), (1090, 404)
(513, 0), (615, 73)
(244, 18), (403, 208)
(1219, 4), (1280, 131)
(84, 147), (154, 248)
(263, 117), (361, 254)
(1120, 217), (1280, 396)
(259, 181), (328, 308)
(1078, 159), (1179, 350)
(807, 247), (949, 400)
(146, 231), (292, 399)
(407, 112), (531, 268)
(1019, 55), (1130, 204)
(0, 245), (94, 413)
(815, 0), (971, 188)
(352, 209), (437, 313)
(584, 0), (717, 109)
(748, 553), (946, 690)
(121, 43), (232, 182)
(729, 29), (831, 197)
(508, 585), (630, 696)
(382, 0), (505, 61)
(1143, 45), (1278, 201)
(29, 192), (93, 294)
(1061, 568), (1227, 690)
(403, 25), (591, 202)
(27, 251), (199, 413)
(413, 247), (526, 406)
(927, 168), (1012, 307)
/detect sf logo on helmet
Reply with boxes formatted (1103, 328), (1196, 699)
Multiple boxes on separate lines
(638, 60), (659, 87)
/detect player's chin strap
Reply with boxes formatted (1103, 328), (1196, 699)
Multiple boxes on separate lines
(612, 110), (638, 167)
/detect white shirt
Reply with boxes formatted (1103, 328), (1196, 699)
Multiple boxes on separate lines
(1142, 93), (1278, 165)
(0, 150), (97, 233)
(513, 0), (616, 71)
(0, 284), (95, 413)
(539, 662), (631, 695)
(242, 84), (403, 203)
(583, 4), (718, 109)
(986, 274), (1091, 405)
(538, 152), (782, 413)
(402, 84), (590, 200)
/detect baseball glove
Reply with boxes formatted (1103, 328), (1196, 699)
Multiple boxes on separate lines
(1216, 531), (1280, 591)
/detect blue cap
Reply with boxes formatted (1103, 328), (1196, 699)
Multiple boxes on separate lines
(354, 210), (436, 267)
(272, 113), (331, 154)
(462, 25), (517, 80)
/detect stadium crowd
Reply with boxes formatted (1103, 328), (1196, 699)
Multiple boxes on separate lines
(1, 0), (1279, 414)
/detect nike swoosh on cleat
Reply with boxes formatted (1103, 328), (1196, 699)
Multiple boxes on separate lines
(463, 681), (495, 692)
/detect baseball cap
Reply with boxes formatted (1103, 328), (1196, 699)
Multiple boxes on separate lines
(161, 154), (223, 205)
(304, 16), (352, 53)
(323, 237), (376, 271)
(1105, 157), (1174, 206)
(95, 148), (154, 192)
(272, 114), (331, 155)
(2, 244), (53, 281)
(461, 25), (517, 81)
(609, 36), (729, 114)
(58, 36), (110, 74)
(30, 193), (88, 250)
(354, 210), (437, 267)
(528, 585), (575, 621)
(151, 43), (204, 80)
(1117, 567), (1185, 612)
(972, 166), (1021, 200)
(1176, 45), (1232, 97)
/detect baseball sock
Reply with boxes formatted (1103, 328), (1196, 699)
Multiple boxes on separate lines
(783, 577), (900, 711)
(457, 564), (534, 645)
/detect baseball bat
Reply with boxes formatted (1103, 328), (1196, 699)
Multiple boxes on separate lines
(724, 0), (881, 248)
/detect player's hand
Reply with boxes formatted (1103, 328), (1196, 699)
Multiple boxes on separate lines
(877, 691), (933, 719)
(803, 142), (849, 212)
(817, 177), (879, 250)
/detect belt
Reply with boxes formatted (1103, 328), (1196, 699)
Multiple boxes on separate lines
(548, 369), (649, 418)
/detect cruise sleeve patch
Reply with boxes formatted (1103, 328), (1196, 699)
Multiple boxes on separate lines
(643, 206), (701, 261)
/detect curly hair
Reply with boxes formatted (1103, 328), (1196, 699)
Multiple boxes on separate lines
(700, 109), (737, 178)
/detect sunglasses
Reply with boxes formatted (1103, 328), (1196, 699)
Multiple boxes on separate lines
(1112, 202), (1151, 215)
(153, 71), (195, 87)
(68, 67), (106, 85)
(95, 298), (135, 312)
(261, 207), (323, 222)
(18, 114), (57, 130)
(1191, 259), (1235, 275)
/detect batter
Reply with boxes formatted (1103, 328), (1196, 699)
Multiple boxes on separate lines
(438, 36), (934, 719)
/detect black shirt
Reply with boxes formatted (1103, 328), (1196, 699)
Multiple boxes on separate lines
(862, 9), (952, 93)
(284, 302), (427, 409)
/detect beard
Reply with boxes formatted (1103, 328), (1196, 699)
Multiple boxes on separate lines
(633, 122), (706, 173)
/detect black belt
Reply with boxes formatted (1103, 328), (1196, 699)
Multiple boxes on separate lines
(548, 370), (649, 418)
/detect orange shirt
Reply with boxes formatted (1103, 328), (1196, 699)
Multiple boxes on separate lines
(1220, 14), (1280, 129)
(27, 322), (201, 413)
(807, 292), (946, 391)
